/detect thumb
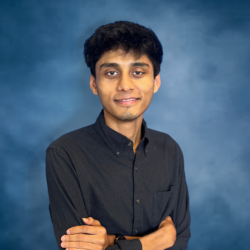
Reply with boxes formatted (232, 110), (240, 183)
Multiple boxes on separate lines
(82, 217), (91, 224)
(82, 217), (101, 226)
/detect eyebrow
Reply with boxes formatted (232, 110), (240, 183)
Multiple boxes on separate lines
(99, 62), (150, 70)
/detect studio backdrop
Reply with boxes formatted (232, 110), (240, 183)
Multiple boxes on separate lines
(1, 0), (250, 250)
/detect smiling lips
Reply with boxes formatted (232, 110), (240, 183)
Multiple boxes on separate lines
(115, 97), (140, 105)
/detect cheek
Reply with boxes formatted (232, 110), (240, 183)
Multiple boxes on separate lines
(140, 83), (155, 95)
(98, 87), (113, 104)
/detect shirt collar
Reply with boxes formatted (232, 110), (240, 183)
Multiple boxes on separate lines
(94, 109), (150, 157)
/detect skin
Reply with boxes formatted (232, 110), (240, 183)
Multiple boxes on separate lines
(61, 216), (176, 250)
(90, 49), (161, 152)
(60, 49), (176, 249)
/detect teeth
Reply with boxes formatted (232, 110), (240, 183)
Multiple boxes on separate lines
(120, 99), (137, 102)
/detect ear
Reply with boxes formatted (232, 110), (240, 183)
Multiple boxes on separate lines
(153, 74), (161, 93)
(89, 74), (98, 95)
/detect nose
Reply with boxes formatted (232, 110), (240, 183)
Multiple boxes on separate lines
(117, 73), (134, 92)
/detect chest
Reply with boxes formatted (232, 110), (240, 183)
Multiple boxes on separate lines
(70, 143), (179, 235)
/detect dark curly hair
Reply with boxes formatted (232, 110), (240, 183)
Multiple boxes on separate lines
(84, 21), (163, 78)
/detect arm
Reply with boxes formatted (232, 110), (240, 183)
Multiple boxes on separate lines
(61, 216), (175, 250)
(46, 146), (190, 250)
(167, 149), (191, 250)
(124, 216), (176, 250)
(109, 149), (190, 250)
(127, 149), (191, 250)
(140, 216), (176, 250)
(46, 147), (89, 249)
(46, 146), (142, 250)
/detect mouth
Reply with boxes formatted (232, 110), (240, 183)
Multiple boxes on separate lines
(114, 97), (141, 106)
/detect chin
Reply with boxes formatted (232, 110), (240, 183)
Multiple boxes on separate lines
(116, 111), (142, 121)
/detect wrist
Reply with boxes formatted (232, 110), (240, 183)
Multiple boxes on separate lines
(108, 234), (116, 247)
(140, 227), (173, 250)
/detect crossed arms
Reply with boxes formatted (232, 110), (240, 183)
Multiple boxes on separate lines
(60, 215), (176, 250)
(46, 147), (190, 250)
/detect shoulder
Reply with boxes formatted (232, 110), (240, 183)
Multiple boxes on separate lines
(148, 128), (183, 156)
(47, 124), (96, 150)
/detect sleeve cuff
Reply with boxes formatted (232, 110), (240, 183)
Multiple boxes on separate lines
(106, 239), (142, 250)
(116, 238), (142, 250)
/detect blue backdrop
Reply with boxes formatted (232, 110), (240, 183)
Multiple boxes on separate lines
(1, 0), (250, 249)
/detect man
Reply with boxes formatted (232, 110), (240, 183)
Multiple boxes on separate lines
(46, 21), (191, 250)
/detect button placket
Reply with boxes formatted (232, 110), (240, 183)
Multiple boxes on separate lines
(132, 150), (144, 235)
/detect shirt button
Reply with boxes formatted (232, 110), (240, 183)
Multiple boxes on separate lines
(128, 142), (132, 146)
(135, 230), (138, 233)
(135, 167), (138, 171)
(136, 199), (140, 204)
(145, 149), (148, 152)
(116, 151), (120, 155)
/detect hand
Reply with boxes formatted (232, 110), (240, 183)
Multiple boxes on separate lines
(61, 217), (113, 250)
(139, 216), (176, 250)
(124, 236), (141, 240)
(158, 216), (176, 245)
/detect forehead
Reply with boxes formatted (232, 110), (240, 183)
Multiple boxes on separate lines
(96, 49), (152, 66)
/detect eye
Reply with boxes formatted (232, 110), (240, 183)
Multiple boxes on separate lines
(133, 71), (144, 75)
(106, 71), (118, 76)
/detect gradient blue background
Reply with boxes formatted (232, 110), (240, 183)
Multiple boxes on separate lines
(1, 0), (250, 249)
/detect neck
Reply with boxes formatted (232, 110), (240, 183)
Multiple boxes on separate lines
(103, 109), (143, 153)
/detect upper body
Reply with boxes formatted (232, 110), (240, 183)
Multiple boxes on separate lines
(46, 21), (191, 250)
(46, 110), (191, 250)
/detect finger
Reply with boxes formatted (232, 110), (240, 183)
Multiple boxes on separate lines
(166, 216), (172, 221)
(159, 216), (174, 229)
(67, 225), (107, 236)
(61, 240), (101, 250)
(162, 216), (173, 224)
(82, 217), (101, 226)
(61, 234), (103, 244)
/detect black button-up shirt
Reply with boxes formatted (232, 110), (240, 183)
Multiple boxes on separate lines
(46, 110), (191, 250)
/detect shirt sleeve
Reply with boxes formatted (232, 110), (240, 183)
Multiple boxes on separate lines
(46, 146), (143, 250)
(46, 147), (89, 250)
(107, 239), (142, 250)
(167, 149), (191, 250)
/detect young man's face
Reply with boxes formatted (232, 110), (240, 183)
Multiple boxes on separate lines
(90, 49), (161, 122)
